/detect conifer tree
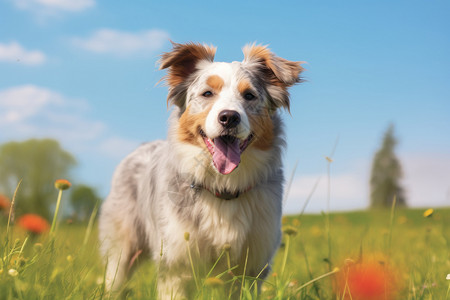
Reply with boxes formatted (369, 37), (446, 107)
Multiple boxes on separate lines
(370, 124), (406, 208)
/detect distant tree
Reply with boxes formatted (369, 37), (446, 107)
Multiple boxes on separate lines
(0, 139), (76, 220)
(370, 124), (406, 208)
(70, 185), (100, 222)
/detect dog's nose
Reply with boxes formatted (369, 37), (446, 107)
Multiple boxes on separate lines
(218, 110), (241, 128)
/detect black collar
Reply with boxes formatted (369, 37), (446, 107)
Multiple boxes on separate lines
(189, 182), (252, 200)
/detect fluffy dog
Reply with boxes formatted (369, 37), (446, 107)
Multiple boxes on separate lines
(99, 42), (303, 299)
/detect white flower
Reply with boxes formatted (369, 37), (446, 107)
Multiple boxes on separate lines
(446, 274), (450, 280)
(8, 269), (18, 277)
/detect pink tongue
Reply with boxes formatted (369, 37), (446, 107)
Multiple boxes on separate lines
(212, 137), (241, 174)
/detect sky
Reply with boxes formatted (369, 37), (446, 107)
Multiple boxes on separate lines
(0, 0), (449, 214)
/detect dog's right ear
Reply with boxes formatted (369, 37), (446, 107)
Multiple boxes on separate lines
(159, 42), (216, 108)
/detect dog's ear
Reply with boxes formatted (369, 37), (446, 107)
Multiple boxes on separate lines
(243, 44), (304, 112)
(160, 42), (216, 108)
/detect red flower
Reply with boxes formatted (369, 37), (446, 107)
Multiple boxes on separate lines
(18, 214), (50, 234)
(337, 260), (398, 300)
(0, 194), (11, 212)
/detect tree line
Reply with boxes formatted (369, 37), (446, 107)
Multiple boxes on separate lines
(0, 139), (100, 221)
(0, 125), (405, 220)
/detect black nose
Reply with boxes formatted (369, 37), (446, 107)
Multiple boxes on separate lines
(218, 110), (241, 128)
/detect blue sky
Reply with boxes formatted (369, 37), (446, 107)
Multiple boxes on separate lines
(0, 0), (449, 213)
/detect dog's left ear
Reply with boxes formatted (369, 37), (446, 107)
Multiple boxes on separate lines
(243, 44), (304, 112)
(160, 42), (216, 108)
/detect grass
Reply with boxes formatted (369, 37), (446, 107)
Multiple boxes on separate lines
(1, 202), (450, 299)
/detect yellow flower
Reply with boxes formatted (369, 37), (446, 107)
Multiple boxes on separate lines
(54, 179), (71, 190)
(423, 208), (434, 218)
(204, 277), (224, 288)
(282, 225), (298, 236)
(184, 232), (190, 241)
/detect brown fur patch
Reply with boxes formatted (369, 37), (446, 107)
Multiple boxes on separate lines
(206, 75), (224, 93)
(160, 42), (216, 107)
(237, 79), (252, 95)
(177, 105), (211, 147)
(243, 44), (304, 112)
(248, 109), (274, 151)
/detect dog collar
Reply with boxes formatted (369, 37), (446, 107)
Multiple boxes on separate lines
(190, 183), (252, 200)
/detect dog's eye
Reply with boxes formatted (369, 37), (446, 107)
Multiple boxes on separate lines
(244, 92), (256, 101)
(202, 91), (213, 98)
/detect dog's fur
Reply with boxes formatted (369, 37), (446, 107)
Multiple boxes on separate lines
(99, 42), (303, 299)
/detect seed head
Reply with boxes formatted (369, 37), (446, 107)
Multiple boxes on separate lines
(33, 243), (43, 252)
(223, 243), (231, 252)
(204, 277), (224, 288)
(54, 179), (71, 190)
(8, 269), (18, 277)
(282, 225), (298, 236)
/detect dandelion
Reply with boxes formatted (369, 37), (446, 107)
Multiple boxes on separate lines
(8, 269), (18, 277)
(50, 179), (71, 234)
(423, 208), (434, 218)
(337, 260), (398, 300)
(18, 214), (50, 234)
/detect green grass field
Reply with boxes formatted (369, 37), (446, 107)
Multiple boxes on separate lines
(1, 207), (449, 299)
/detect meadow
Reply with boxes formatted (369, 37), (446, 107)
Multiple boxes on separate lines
(1, 195), (449, 300)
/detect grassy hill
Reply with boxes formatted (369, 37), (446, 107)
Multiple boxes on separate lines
(1, 207), (449, 299)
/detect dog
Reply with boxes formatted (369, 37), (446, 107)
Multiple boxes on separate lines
(99, 42), (303, 299)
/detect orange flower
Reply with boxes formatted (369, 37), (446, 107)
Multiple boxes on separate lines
(0, 194), (11, 212)
(54, 179), (71, 190)
(18, 214), (50, 234)
(337, 260), (398, 300)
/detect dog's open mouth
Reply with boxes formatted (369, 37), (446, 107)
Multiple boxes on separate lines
(199, 130), (253, 175)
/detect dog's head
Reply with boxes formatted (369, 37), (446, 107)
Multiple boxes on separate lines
(160, 42), (303, 175)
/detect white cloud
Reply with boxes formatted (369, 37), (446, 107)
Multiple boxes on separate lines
(284, 172), (368, 214)
(97, 137), (140, 160)
(0, 85), (139, 160)
(401, 153), (450, 207)
(284, 153), (450, 215)
(13, 0), (94, 13)
(72, 29), (170, 56)
(0, 42), (46, 65)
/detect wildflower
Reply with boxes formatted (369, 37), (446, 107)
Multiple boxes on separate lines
(337, 260), (398, 300)
(66, 255), (73, 263)
(223, 243), (231, 252)
(446, 274), (450, 280)
(33, 243), (43, 252)
(18, 214), (50, 234)
(50, 179), (71, 234)
(204, 277), (224, 288)
(0, 194), (11, 212)
(184, 232), (190, 241)
(282, 225), (298, 236)
(423, 208), (434, 218)
(8, 269), (18, 277)
(292, 218), (301, 227)
(54, 179), (71, 190)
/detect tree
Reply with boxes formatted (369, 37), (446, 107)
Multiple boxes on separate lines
(0, 139), (76, 220)
(70, 184), (100, 222)
(370, 124), (406, 208)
